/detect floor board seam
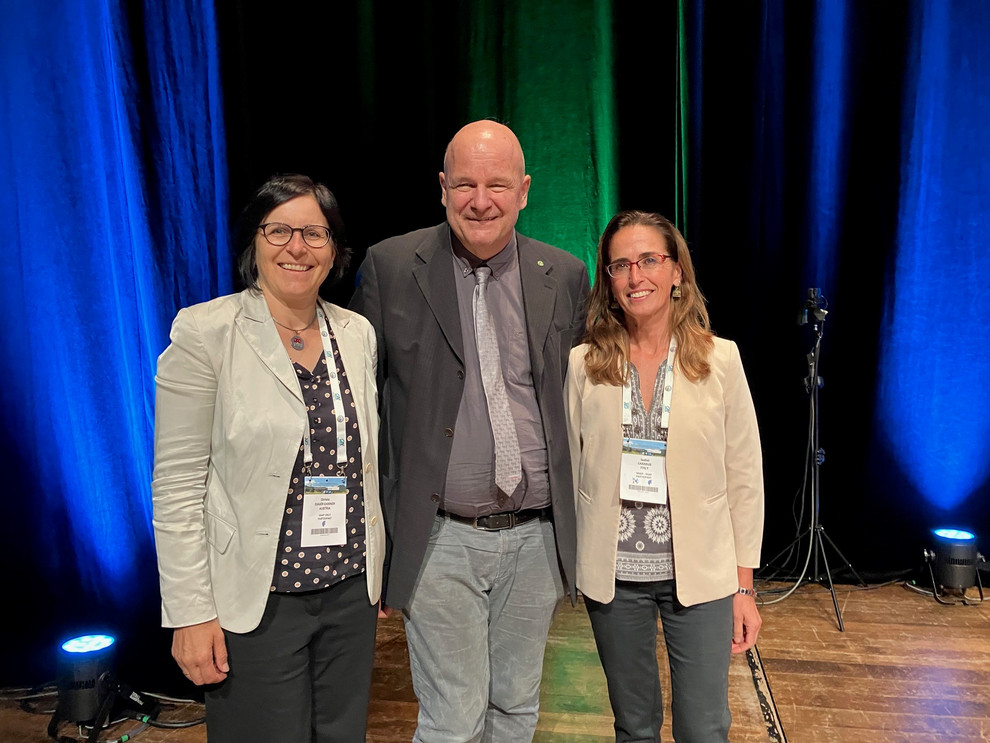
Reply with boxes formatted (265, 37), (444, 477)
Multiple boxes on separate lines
(748, 644), (787, 742)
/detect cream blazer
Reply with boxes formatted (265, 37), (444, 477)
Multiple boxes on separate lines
(565, 338), (764, 607)
(152, 289), (385, 633)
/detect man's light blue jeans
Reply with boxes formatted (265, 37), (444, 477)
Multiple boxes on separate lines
(404, 512), (564, 743)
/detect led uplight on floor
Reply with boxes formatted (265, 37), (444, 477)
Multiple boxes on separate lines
(923, 529), (985, 605)
(56, 634), (116, 724)
(49, 633), (162, 742)
(39, 632), (205, 741)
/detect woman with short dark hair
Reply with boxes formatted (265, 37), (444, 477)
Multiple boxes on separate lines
(152, 174), (384, 742)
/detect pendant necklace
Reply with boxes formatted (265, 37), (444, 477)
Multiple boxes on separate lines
(273, 313), (318, 351)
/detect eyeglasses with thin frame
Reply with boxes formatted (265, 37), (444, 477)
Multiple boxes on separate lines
(606, 253), (673, 278)
(258, 222), (332, 249)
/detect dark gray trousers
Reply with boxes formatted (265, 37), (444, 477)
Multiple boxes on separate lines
(585, 580), (732, 743)
(205, 574), (378, 743)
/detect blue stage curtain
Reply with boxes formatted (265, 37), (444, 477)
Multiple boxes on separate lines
(675, 1), (988, 565)
(0, 0), (229, 610)
(803, 1), (849, 294)
(877, 0), (990, 514)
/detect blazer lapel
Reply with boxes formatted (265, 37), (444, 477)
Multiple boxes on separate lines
(664, 361), (696, 455)
(519, 237), (557, 387)
(322, 302), (359, 376)
(412, 230), (464, 364)
(235, 289), (304, 404)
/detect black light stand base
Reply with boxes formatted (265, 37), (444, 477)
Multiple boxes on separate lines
(812, 524), (868, 631)
(924, 555), (986, 606)
(48, 672), (161, 743)
(759, 523), (867, 632)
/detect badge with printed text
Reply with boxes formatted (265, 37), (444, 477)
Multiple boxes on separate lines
(619, 437), (668, 505)
(302, 476), (347, 547)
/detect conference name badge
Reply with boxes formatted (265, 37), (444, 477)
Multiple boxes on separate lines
(619, 437), (667, 505)
(301, 476), (347, 547)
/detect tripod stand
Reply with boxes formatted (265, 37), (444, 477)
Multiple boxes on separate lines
(760, 289), (865, 631)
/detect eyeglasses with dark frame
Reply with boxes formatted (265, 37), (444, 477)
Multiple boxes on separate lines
(605, 253), (673, 278)
(258, 223), (332, 249)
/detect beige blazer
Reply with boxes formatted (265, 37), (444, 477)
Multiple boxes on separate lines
(565, 338), (764, 607)
(152, 288), (385, 633)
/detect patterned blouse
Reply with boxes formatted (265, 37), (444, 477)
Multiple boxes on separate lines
(271, 331), (367, 593)
(615, 360), (675, 582)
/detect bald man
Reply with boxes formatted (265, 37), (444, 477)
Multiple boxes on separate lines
(351, 121), (589, 741)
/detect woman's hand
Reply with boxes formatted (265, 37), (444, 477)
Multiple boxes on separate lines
(731, 593), (762, 653)
(172, 619), (229, 685)
(732, 566), (762, 653)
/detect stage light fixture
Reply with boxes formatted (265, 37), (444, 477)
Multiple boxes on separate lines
(923, 528), (985, 605)
(56, 634), (116, 723)
(49, 633), (164, 742)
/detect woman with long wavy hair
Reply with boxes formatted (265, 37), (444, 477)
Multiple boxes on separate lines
(566, 210), (764, 742)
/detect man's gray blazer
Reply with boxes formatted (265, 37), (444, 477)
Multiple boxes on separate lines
(350, 223), (590, 611)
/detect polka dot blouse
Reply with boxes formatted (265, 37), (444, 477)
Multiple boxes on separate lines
(271, 331), (367, 593)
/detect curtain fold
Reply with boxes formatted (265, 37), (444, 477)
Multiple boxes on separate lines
(0, 0), (229, 609)
(877, 0), (990, 513)
(461, 0), (618, 272)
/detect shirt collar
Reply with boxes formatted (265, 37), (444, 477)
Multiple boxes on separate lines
(448, 227), (518, 280)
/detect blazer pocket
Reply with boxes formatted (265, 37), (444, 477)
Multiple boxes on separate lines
(205, 511), (236, 554)
(577, 487), (594, 505)
(704, 489), (728, 505)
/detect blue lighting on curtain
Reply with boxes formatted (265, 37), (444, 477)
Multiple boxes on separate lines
(804, 1), (849, 293)
(878, 1), (990, 511)
(0, 0), (229, 604)
(751, 0), (786, 258)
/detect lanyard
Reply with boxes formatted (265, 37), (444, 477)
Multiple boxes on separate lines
(622, 337), (677, 431)
(301, 304), (348, 469)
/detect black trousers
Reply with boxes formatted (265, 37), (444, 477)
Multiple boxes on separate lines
(205, 574), (378, 743)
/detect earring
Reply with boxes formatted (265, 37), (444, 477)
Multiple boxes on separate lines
(672, 285), (682, 298)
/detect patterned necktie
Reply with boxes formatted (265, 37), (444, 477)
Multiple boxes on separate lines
(473, 266), (522, 495)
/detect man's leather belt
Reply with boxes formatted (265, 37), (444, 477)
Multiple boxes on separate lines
(439, 507), (551, 531)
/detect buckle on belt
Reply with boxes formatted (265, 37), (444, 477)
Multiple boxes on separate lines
(473, 512), (515, 531)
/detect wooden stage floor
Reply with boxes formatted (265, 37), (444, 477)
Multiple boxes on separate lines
(2, 582), (987, 742)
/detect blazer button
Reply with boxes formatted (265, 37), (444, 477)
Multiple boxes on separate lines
(364, 463), (372, 473)
(456, 370), (464, 380)
(430, 493), (441, 503)
(443, 427), (454, 437)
